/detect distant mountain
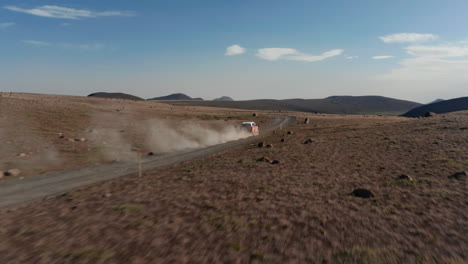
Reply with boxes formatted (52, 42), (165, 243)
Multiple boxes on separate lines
(213, 96), (234, 101)
(429, 99), (444, 104)
(87, 92), (143, 101)
(402, 97), (468, 117)
(148, 93), (203, 101)
(160, 95), (422, 115)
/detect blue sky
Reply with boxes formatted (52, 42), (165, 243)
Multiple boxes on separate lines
(1, 0), (468, 102)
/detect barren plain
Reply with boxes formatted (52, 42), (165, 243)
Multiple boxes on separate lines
(0, 93), (467, 263)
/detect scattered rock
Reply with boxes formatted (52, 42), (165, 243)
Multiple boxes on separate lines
(303, 138), (314, 144)
(4, 169), (21, 177)
(147, 152), (155, 156)
(103, 193), (112, 198)
(266, 144), (273, 148)
(448, 171), (467, 180)
(79, 138), (86, 142)
(349, 188), (374, 199)
(425, 112), (436, 117)
(253, 113), (258, 117)
(271, 160), (281, 165)
(280, 138), (285, 142)
(287, 131), (294, 135)
(304, 118), (310, 124)
(257, 156), (272, 163)
(67, 138), (75, 142)
(396, 174), (413, 181)
(258, 141), (265, 148)
(59, 135), (65, 139)
(17, 153), (27, 157)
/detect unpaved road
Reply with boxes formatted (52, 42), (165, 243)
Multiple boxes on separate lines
(0, 116), (295, 209)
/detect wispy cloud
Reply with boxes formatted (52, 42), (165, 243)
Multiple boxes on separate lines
(4, 5), (135, 19)
(372, 55), (394, 60)
(24, 40), (104, 50)
(380, 33), (438, 43)
(377, 39), (468, 81)
(404, 45), (468, 58)
(0, 22), (15, 29)
(346, 55), (359, 60)
(23, 40), (51, 46)
(225, 44), (246, 56)
(256, 48), (344, 62)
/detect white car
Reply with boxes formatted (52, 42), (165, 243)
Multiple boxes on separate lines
(241, 122), (259, 135)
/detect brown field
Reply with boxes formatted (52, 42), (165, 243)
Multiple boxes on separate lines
(0, 93), (270, 178)
(0, 93), (467, 263)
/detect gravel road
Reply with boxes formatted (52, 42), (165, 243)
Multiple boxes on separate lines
(0, 115), (295, 209)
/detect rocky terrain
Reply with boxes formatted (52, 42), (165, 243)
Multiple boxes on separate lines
(0, 94), (466, 263)
(0, 93), (269, 178)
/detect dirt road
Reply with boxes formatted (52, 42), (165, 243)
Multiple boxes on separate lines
(0, 116), (295, 209)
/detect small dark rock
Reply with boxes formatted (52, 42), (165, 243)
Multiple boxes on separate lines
(425, 112), (436, 117)
(258, 141), (265, 148)
(349, 188), (374, 199)
(266, 144), (273, 148)
(253, 113), (258, 117)
(280, 138), (285, 142)
(287, 131), (294, 135)
(304, 118), (310, 124)
(303, 138), (314, 144)
(448, 171), (467, 180)
(4, 169), (21, 177)
(271, 160), (281, 165)
(396, 174), (413, 181)
(147, 152), (155, 156)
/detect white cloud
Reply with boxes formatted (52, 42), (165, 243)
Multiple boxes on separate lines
(256, 48), (298, 60)
(0, 22), (15, 29)
(256, 48), (344, 62)
(376, 57), (468, 81)
(23, 40), (51, 46)
(23, 40), (103, 50)
(379, 33), (438, 43)
(404, 45), (468, 58)
(372, 55), (394, 60)
(4, 5), (135, 19)
(376, 41), (468, 81)
(225, 44), (246, 56)
(346, 56), (359, 60)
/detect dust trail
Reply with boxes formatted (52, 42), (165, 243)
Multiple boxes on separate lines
(87, 111), (252, 160)
(86, 112), (134, 161)
(144, 119), (252, 153)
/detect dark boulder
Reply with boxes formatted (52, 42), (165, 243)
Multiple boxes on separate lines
(349, 188), (374, 199)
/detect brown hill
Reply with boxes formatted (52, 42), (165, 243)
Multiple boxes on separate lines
(148, 93), (204, 101)
(166, 95), (421, 115)
(402, 97), (468, 117)
(88, 92), (143, 101)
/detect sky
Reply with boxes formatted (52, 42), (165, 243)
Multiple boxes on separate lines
(1, 0), (468, 103)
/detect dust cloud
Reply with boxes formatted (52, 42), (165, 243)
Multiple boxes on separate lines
(144, 119), (252, 153)
(87, 113), (252, 161)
